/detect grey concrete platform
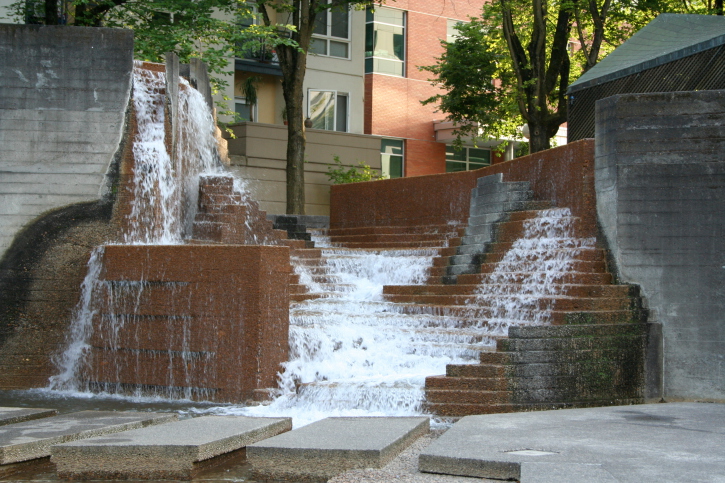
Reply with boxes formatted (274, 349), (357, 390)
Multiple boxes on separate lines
(52, 415), (291, 480)
(248, 416), (429, 482)
(0, 411), (175, 465)
(419, 402), (725, 482)
(0, 407), (57, 427)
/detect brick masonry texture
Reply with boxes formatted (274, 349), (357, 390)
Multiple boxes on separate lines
(92, 245), (290, 402)
(595, 90), (725, 401)
(331, 139), (597, 238)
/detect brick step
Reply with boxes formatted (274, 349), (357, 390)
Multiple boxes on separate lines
(290, 293), (325, 302)
(383, 294), (634, 311)
(273, 229), (289, 240)
(289, 273), (301, 284)
(326, 225), (462, 236)
(383, 284), (633, 298)
(328, 233), (454, 244)
(332, 241), (448, 249)
(193, 212), (246, 224)
(477, 260), (607, 274)
(281, 239), (307, 249)
(425, 375), (508, 391)
(446, 363), (506, 378)
(289, 284), (309, 295)
(290, 249), (323, 259)
(456, 248), (606, 264)
(424, 388), (510, 405)
(289, 310), (504, 332)
(396, 305), (641, 325)
(455, 271), (614, 285)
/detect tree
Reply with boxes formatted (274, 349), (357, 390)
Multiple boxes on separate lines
(253, 0), (378, 215)
(424, 0), (715, 154)
(7, 0), (291, 114)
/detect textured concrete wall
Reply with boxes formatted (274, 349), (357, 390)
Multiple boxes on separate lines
(595, 90), (725, 401)
(331, 140), (597, 237)
(0, 24), (133, 259)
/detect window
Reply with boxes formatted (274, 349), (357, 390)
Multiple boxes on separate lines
(381, 139), (404, 178)
(237, 5), (277, 63)
(308, 90), (348, 132)
(446, 19), (463, 43)
(310, 3), (351, 59)
(445, 146), (491, 172)
(365, 7), (405, 77)
(235, 97), (255, 122)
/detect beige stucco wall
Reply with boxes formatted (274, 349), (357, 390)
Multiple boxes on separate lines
(225, 122), (381, 215)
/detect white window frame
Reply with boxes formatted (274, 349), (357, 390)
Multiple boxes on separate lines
(307, 89), (349, 132)
(381, 138), (404, 179)
(310, 4), (351, 59)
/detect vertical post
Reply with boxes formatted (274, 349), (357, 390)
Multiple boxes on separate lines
(165, 52), (180, 168)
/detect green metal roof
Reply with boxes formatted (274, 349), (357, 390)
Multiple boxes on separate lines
(568, 14), (725, 93)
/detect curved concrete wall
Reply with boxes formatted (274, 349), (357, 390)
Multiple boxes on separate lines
(0, 24), (133, 259)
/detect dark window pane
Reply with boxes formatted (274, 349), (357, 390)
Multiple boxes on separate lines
(468, 162), (488, 170)
(331, 7), (349, 38)
(381, 139), (403, 155)
(336, 95), (348, 132)
(469, 148), (491, 165)
(365, 58), (374, 73)
(313, 11), (327, 35)
(309, 37), (327, 55)
(389, 156), (403, 178)
(446, 161), (467, 173)
(366, 6), (374, 22)
(446, 146), (466, 161)
(365, 24), (374, 56)
(235, 102), (252, 122)
(330, 41), (348, 58)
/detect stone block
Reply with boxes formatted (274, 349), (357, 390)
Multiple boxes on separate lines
(0, 407), (56, 426)
(52, 416), (291, 480)
(247, 417), (429, 481)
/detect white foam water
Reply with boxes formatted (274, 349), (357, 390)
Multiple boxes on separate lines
(468, 208), (596, 332)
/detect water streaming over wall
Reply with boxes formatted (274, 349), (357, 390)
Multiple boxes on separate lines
(47, 63), (593, 427)
(469, 208), (596, 332)
(49, 64), (228, 393)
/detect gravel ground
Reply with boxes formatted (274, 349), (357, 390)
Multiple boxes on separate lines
(328, 430), (498, 483)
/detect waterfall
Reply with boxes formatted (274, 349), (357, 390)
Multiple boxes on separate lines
(49, 63), (228, 393)
(469, 208), (596, 332)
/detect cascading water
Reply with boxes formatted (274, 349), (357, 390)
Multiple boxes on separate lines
(235, 247), (487, 426)
(469, 208), (596, 332)
(49, 63), (229, 394)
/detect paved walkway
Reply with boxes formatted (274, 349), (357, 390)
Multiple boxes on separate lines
(420, 402), (725, 482)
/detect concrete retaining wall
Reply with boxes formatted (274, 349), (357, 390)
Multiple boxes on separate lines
(0, 24), (133, 259)
(595, 90), (725, 401)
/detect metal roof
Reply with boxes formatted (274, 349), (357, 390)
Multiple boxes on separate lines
(568, 14), (725, 93)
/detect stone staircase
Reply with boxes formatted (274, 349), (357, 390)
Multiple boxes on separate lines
(376, 174), (648, 417)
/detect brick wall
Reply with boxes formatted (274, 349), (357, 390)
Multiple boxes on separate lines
(91, 245), (290, 402)
(331, 140), (597, 238)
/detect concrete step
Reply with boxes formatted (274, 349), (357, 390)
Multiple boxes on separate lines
(330, 240), (447, 249)
(446, 364), (506, 378)
(247, 417), (429, 481)
(52, 416), (291, 480)
(328, 233), (453, 244)
(0, 407), (57, 427)
(0, 411), (175, 464)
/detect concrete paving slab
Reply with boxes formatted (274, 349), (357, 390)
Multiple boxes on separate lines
(419, 402), (725, 482)
(248, 416), (429, 482)
(0, 411), (175, 465)
(0, 408), (57, 427)
(51, 415), (291, 480)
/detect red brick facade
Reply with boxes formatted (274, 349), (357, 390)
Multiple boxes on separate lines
(365, 0), (486, 177)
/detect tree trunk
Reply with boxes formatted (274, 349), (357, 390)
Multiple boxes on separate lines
(527, 121), (550, 153)
(284, 81), (306, 215)
(45, 0), (58, 24)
